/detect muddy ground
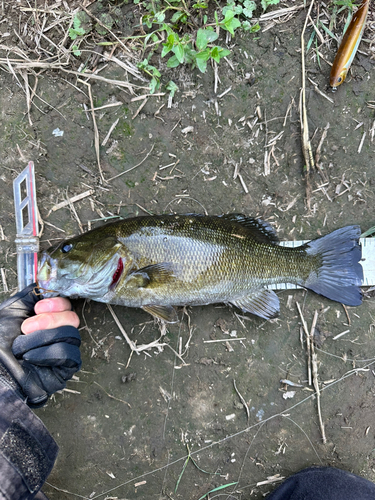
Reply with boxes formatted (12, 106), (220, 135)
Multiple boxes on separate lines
(1, 1), (375, 499)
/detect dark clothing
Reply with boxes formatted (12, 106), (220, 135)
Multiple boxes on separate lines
(0, 386), (57, 500)
(266, 466), (375, 500)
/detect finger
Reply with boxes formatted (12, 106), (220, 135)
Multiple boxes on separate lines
(13, 326), (81, 358)
(34, 297), (73, 315)
(23, 344), (81, 368)
(21, 311), (80, 334)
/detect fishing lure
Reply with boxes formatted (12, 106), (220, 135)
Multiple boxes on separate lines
(330, 0), (370, 89)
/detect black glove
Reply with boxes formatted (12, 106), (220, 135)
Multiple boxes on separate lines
(0, 284), (81, 407)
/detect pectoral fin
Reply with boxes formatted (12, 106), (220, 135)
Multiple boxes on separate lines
(142, 305), (179, 323)
(127, 263), (175, 289)
(231, 289), (279, 320)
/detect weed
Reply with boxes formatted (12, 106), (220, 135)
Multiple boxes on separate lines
(68, 0), (280, 93)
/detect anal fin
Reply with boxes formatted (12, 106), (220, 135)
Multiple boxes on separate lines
(231, 289), (280, 320)
(142, 305), (179, 323)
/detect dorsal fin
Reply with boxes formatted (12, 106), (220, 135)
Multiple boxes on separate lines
(218, 214), (279, 244)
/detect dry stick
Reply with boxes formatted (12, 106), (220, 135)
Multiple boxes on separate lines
(132, 98), (147, 119)
(60, 68), (142, 92)
(1, 269), (8, 293)
(233, 379), (250, 423)
(310, 310), (327, 444)
(315, 123), (330, 182)
(300, 0), (315, 175)
(94, 381), (131, 408)
(49, 189), (95, 214)
(101, 118), (119, 147)
(106, 143), (155, 182)
(296, 301), (312, 386)
(21, 71), (32, 126)
(107, 304), (138, 352)
(78, 79), (104, 183)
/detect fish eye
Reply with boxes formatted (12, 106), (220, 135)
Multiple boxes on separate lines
(337, 77), (342, 83)
(61, 243), (73, 253)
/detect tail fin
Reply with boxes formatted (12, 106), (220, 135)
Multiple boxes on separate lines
(304, 225), (363, 306)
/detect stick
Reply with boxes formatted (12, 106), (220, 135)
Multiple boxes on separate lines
(49, 189), (94, 214)
(94, 381), (131, 407)
(310, 310), (326, 443)
(78, 80), (104, 183)
(300, 0), (315, 174)
(233, 379), (250, 423)
(296, 302), (312, 386)
(106, 143), (155, 182)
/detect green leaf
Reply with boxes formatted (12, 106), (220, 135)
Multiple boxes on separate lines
(166, 80), (179, 98)
(361, 226), (375, 238)
(68, 26), (85, 40)
(195, 49), (210, 73)
(171, 11), (186, 23)
(251, 22), (261, 32)
(183, 46), (197, 64)
(161, 44), (172, 58)
(173, 43), (184, 63)
(154, 11), (165, 23)
(150, 76), (160, 94)
(72, 45), (81, 56)
(198, 482), (238, 500)
(223, 4), (243, 15)
(243, 0), (256, 18)
(205, 28), (219, 43)
(196, 29), (209, 50)
(261, 0), (280, 11)
(210, 46), (230, 63)
(221, 11), (241, 35)
(167, 55), (180, 68)
(224, 9), (235, 22)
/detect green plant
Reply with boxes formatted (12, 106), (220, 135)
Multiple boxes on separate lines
(137, 59), (161, 93)
(261, 0), (280, 11)
(69, 11), (91, 40)
(69, 0), (280, 93)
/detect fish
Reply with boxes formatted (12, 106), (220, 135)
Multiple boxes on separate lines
(37, 214), (363, 323)
(330, 0), (370, 89)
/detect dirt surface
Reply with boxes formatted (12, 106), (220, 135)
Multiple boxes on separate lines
(1, 1), (375, 499)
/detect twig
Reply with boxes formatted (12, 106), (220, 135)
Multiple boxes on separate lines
(233, 379), (250, 423)
(296, 301), (312, 386)
(310, 310), (326, 444)
(106, 143), (155, 182)
(48, 189), (94, 215)
(94, 381), (131, 407)
(1, 269), (8, 293)
(107, 304), (138, 351)
(78, 79), (104, 183)
(203, 338), (246, 343)
(300, 0), (315, 174)
(101, 118), (119, 147)
(132, 98), (147, 120)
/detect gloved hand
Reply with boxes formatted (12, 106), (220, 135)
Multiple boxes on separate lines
(0, 284), (81, 407)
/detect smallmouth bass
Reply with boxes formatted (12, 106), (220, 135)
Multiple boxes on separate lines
(37, 214), (363, 322)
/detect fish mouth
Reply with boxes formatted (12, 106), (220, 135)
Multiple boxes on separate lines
(37, 252), (60, 297)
